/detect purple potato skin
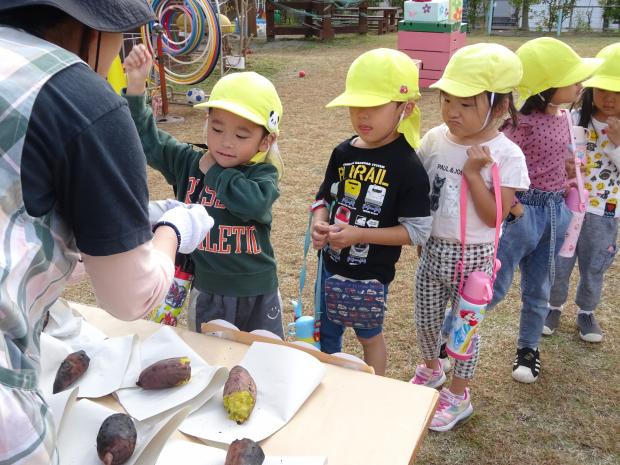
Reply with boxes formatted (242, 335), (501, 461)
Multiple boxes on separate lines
(96, 413), (137, 465)
(53, 350), (90, 394)
(224, 438), (265, 465)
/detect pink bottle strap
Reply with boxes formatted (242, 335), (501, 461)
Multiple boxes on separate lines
(563, 109), (586, 212)
(457, 163), (502, 293)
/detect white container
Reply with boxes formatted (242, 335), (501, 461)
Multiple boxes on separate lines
(404, 0), (450, 23)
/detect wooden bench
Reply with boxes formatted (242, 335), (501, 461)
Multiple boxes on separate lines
(368, 6), (399, 33)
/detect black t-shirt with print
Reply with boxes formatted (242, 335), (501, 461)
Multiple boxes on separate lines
(316, 135), (430, 284)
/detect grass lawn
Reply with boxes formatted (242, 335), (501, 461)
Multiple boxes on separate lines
(64, 31), (620, 464)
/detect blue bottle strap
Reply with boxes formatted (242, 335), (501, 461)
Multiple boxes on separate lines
(297, 204), (328, 322)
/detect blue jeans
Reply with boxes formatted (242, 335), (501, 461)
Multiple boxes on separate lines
(489, 189), (571, 349)
(318, 265), (387, 354)
(549, 212), (618, 312)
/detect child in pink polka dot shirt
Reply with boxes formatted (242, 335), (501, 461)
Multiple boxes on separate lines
(486, 38), (602, 384)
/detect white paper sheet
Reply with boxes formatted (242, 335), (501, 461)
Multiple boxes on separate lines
(115, 325), (228, 421)
(39, 332), (137, 398)
(155, 439), (328, 465)
(180, 342), (326, 446)
(44, 387), (79, 437)
(44, 299), (82, 339)
(56, 399), (191, 465)
(44, 299), (106, 345)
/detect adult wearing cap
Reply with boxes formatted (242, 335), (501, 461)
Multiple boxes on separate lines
(547, 42), (620, 343)
(486, 37), (602, 384)
(0, 1), (213, 461)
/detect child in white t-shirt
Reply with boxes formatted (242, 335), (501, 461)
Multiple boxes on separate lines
(412, 44), (530, 432)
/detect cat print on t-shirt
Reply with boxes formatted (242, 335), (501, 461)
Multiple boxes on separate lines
(441, 180), (459, 217)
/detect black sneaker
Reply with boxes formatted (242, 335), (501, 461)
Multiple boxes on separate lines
(512, 347), (540, 383)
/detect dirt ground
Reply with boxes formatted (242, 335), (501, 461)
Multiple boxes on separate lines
(63, 33), (620, 465)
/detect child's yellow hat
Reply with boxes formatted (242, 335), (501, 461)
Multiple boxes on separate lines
(195, 71), (283, 135)
(516, 37), (602, 101)
(430, 43), (522, 97)
(582, 42), (620, 92)
(325, 48), (422, 148)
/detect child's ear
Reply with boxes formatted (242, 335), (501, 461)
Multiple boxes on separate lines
(402, 100), (416, 118)
(260, 133), (277, 152)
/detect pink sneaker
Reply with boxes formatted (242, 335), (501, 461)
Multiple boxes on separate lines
(429, 388), (474, 432)
(409, 364), (446, 388)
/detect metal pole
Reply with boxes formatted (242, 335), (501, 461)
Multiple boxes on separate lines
(487, 0), (495, 35)
(153, 23), (168, 117)
(556, 0), (563, 37)
(216, 0), (225, 77)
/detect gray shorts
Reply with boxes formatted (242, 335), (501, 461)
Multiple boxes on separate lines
(187, 287), (284, 338)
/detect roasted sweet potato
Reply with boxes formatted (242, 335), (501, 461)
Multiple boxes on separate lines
(136, 356), (191, 389)
(224, 438), (265, 465)
(96, 413), (136, 465)
(223, 365), (257, 424)
(53, 350), (90, 394)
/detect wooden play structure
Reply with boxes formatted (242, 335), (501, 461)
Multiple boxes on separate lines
(265, 1), (403, 40)
(266, 1), (365, 40)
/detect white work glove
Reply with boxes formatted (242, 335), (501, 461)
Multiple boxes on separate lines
(148, 199), (185, 226)
(154, 204), (214, 254)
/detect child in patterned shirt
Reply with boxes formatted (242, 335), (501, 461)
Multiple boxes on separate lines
(546, 43), (620, 343)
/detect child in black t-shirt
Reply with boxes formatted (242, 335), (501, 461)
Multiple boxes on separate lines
(311, 48), (432, 375)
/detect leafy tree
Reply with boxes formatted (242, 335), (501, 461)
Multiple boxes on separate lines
(508, 0), (539, 30)
(601, 0), (620, 30)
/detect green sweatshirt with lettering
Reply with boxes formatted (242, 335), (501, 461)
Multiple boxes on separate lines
(125, 94), (279, 296)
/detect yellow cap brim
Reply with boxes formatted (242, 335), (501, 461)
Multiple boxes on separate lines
(326, 92), (391, 108)
(429, 77), (488, 98)
(554, 57), (603, 89)
(194, 99), (266, 128)
(582, 74), (620, 92)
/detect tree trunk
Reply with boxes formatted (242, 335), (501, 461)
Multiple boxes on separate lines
(521, 0), (530, 30)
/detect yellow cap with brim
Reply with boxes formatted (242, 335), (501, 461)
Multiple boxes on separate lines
(582, 42), (620, 92)
(430, 43), (522, 97)
(326, 48), (422, 148)
(516, 37), (602, 102)
(195, 71), (283, 135)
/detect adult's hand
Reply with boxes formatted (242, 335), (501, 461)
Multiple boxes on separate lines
(155, 204), (214, 254)
(148, 199), (185, 227)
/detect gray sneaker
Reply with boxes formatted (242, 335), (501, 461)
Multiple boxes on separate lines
(543, 309), (562, 336)
(577, 313), (603, 343)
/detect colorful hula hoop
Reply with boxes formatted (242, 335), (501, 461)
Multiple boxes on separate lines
(141, 0), (221, 85)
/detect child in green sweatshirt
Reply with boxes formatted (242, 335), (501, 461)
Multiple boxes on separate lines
(124, 44), (284, 337)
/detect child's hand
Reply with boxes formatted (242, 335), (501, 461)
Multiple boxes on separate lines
(327, 224), (362, 249)
(607, 117), (620, 147)
(463, 145), (493, 178)
(509, 201), (524, 219)
(311, 220), (330, 250)
(124, 44), (152, 96)
(565, 158), (586, 179)
(199, 150), (217, 174)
